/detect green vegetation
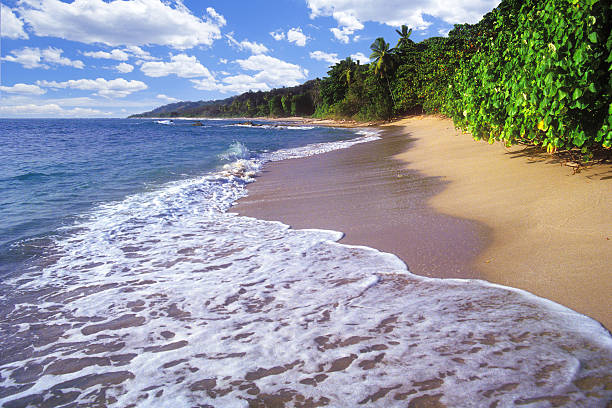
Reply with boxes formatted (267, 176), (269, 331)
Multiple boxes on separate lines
(132, 0), (611, 156)
(445, 0), (612, 156)
(132, 81), (320, 119)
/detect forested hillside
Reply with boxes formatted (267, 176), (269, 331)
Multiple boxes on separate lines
(131, 80), (320, 118)
(133, 0), (611, 156)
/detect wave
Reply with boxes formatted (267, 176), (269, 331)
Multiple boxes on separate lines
(218, 141), (251, 161)
(0, 127), (610, 407)
(2, 171), (71, 183)
(229, 122), (316, 130)
(263, 128), (382, 161)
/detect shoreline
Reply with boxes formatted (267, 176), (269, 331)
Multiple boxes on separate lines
(233, 115), (612, 330)
(132, 116), (381, 128)
(232, 125), (489, 280)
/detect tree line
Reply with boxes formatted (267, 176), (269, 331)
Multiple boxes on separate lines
(133, 0), (610, 156)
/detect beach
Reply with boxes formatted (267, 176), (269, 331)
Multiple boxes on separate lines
(2, 117), (611, 406)
(233, 115), (612, 330)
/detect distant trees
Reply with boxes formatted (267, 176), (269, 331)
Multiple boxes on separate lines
(132, 0), (610, 156)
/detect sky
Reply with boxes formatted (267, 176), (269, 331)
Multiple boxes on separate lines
(0, 0), (500, 118)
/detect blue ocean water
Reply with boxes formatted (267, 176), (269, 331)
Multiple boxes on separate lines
(0, 118), (610, 407)
(0, 118), (360, 275)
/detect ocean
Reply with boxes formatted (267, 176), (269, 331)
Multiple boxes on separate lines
(0, 118), (610, 407)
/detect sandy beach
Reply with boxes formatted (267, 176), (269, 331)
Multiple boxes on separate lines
(233, 115), (612, 330)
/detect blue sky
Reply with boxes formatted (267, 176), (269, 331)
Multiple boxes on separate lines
(0, 0), (499, 117)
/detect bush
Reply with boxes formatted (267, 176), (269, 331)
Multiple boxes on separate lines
(444, 0), (611, 155)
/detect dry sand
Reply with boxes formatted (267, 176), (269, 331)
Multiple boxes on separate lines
(394, 115), (611, 329)
(233, 115), (612, 330)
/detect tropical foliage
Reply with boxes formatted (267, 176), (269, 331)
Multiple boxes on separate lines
(133, 0), (611, 156)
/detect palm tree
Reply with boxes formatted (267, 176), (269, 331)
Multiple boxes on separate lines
(395, 25), (413, 49)
(370, 37), (396, 104)
(341, 57), (354, 87)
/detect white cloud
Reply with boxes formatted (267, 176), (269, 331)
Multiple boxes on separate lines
(116, 62), (134, 73)
(1, 4), (28, 39)
(270, 30), (285, 41)
(2, 47), (84, 69)
(287, 27), (308, 46)
(350, 52), (370, 64)
(270, 28), (309, 46)
(206, 7), (226, 27)
(226, 33), (269, 55)
(327, 10), (364, 43)
(0, 83), (46, 95)
(157, 94), (179, 102)
(124, 46), (157, 61)
(140, 54), (214, 79)
(42, 47), (85, 68)
(191, 78), (221, 92)
(83, 49), (129, 61)
(2, 47), (43, 69)
(0, 103), (110, 118)
(38, 77), (147, 98)
(438, 27), (451, 37)
(330, 27), (354, 43)
(219, 58), (228, 64)
(310, 50), (340, 65)
(192, 75), (270, 94)
(238, 40), (269, 55)
(235, 55), (308, 87)
(17, 0), (224, 49)
(307, 0), (499, 40)
(192, 55), (308, 94)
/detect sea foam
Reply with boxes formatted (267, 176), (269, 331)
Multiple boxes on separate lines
(0, 128), (610, 407)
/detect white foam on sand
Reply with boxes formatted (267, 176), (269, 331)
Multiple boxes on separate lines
(0, 128), (611, 407)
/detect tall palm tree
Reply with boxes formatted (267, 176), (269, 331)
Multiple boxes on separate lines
(395, 25), (413, 49)
(370, 37), (396, 104)
(341, 57), (354, 87)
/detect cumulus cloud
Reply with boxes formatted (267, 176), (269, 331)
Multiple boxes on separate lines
(17, 0), (224, 49)
(235, 55), (308, 86)
(350, 52), (370, 64)
(192, 75), (270, 94)
(330, 27), (354, 43)
(0, 103), (110, 118)
(140, 54), (214, 79)
(226, 33), (269, 55)
(83, 49), (129, 61)
(42, 47), (85, 68)
(38, 77), (147, 98)
(192, 55), (308, 94)
(157, 94), (179, 102)
(287, 28), (308, 46)
(1, 4), (28, 39)
(309, 50), (340, 65)
(123, 46), (157, 61)
(269, 30), (285, 41)
(206, 7), (226, 26)
(0, 83), (46, 95)
(116, 62), (134, 73)
(270, 28), (309, 46)
(306, 0), (500, 41)
(3, 47), (84, 69)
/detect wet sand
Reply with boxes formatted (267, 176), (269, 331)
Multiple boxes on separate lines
(232, 125), (489, 279)
(232, 116), (612, 330)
